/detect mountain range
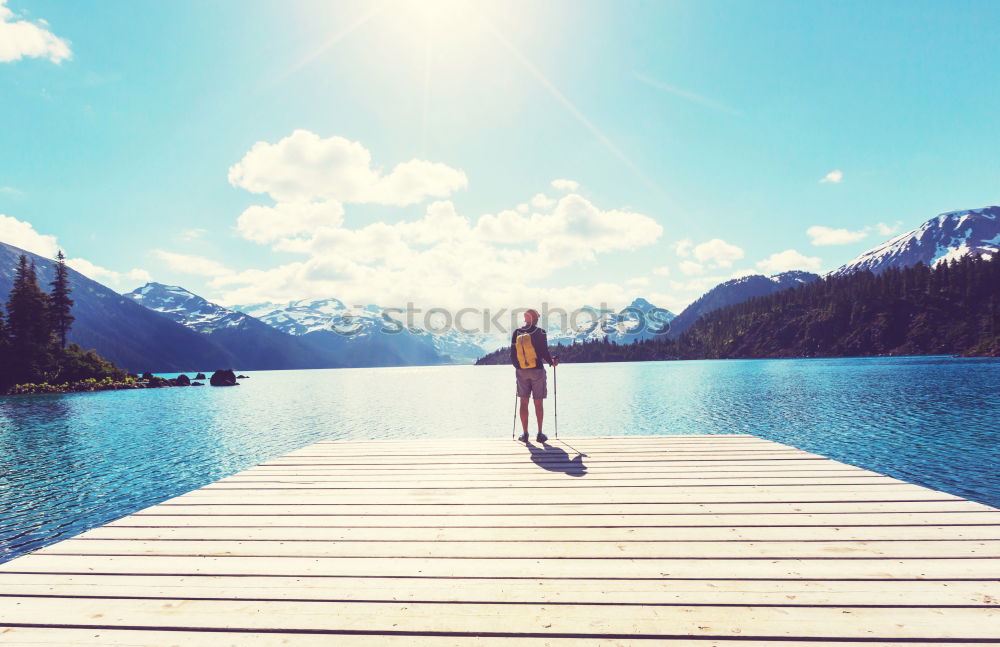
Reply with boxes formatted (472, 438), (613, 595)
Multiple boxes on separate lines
(124, 284), (349, 370)
(3, 205), (998, 371)
(232, 299), (454, 366)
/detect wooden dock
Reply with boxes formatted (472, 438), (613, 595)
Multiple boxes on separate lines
(1, 434), (998, 645)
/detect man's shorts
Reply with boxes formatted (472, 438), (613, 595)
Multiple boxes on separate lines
(515, 367), (547, 399)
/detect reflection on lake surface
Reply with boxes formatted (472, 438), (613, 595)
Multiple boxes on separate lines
(2, 355), (998, 561)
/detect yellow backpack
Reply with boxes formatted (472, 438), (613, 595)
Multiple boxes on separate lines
(515, 332), (538, 369)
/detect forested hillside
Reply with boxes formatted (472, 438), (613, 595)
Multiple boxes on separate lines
(476, 254), (1000, 364)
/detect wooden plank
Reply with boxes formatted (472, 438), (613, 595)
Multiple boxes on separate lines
(133, 500), (995, 516)
(1, 628), (967, 647)
(240, 468), (841, 477)
(108, 511), (1000, 528)
(6, 554), (999, 580)
(259, 454), (819, 466)
(0, 597), (997, 640)
(199, 479), (904, 491)
(225, 467), (879, 478)
(33, 538), (1000, 559)
(74, 524), (1000, 542)
(166, 488), (959, 506)
(2, 573), (996, 606)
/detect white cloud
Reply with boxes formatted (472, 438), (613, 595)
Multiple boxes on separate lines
(0, 0), (71, 63)
(214, 133), (667, 309)
(876, 221), (902, 236)
(529, 193), (556, 210)
(0, 213), (58, 256)
(66, 257), (151, 288)
(237, 200), (344, 244)
(153, 250), (234, 278)
(472, 194), (661, 265)
(625, 276), (651, 288)
(756, 249), (822, 273)
(692, 238), (744, 268)
(806, 225), (868, 246)
(673, 238), (693, 258)
(652, 265), (670, 276)
(178, 228), (207, 242)
(678, 260), (704, 276)
(220, 193), (661, 308)
(0, 213), (149, 287)
(807, 220), (906, 246)
(227, 130), (468, 205)
(551, 179), (580, 192)
(0, 185), (24, 196)
(820, 169), (843, 184)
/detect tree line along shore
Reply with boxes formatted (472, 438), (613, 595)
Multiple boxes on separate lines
(476, 254), (1000, 364)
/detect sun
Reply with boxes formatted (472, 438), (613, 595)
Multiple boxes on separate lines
(387, 0), (487, 37)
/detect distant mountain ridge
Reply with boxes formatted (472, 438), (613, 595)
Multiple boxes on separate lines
(124, 283), (349, 370)
(667, 271), (819, 339)
(232, 299), (455, 366)
(0, 241), (234, 373)
(832, 206), (1000, 276)
(548, 298), (676, 346)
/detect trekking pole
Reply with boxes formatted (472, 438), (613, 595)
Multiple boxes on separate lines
(553, 356), (559, 439)
(511, 390), (518, 440)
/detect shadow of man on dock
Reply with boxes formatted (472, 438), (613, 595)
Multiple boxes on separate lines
(525, 442), (587, 477)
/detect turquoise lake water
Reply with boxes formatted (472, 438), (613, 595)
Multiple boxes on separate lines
(2, 356), (999, 562)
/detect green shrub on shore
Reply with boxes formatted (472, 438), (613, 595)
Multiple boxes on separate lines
(7, 376), (142, 395)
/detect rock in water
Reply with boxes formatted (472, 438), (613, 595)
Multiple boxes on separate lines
(175, 374), (191, 386)
(195, 373), (206, 379)
(210, 369), (239, 386)
(191, 381), (204, 386)
(237, 374), (249, 379)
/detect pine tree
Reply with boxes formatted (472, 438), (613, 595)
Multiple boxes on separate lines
(49, 250), (75, 349)
(0, 301), (10, 389)
(6, 255), (57, 384)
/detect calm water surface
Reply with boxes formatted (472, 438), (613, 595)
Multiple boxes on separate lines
(2, 356), (998, 561)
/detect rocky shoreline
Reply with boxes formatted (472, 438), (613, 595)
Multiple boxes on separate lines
(3, 369), (245, 396)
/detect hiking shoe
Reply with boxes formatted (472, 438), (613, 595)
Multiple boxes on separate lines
(536, 432), (548, 443)
(518, 432), (529, 443)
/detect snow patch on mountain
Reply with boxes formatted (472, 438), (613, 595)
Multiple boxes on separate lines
(832, 206), (1000, 276)
(126, 283), (250, 333)
(547, 298), (676, 346)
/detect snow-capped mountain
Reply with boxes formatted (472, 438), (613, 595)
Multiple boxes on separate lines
(667, 271), (819, 339)
(236, 298), (380, 336)
(126, 283), (250, 333)
(832, 206), (1000, 276)
(124, 283), (348, 370)
(548, 298), (676, 346)
(233, 299), (459, 365)
(234, 297), (676, 361)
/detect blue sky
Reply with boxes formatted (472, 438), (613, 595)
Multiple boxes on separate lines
(1, 0), (999, 313)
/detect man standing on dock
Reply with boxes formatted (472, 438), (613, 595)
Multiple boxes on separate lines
(511, 308), (559, 444)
